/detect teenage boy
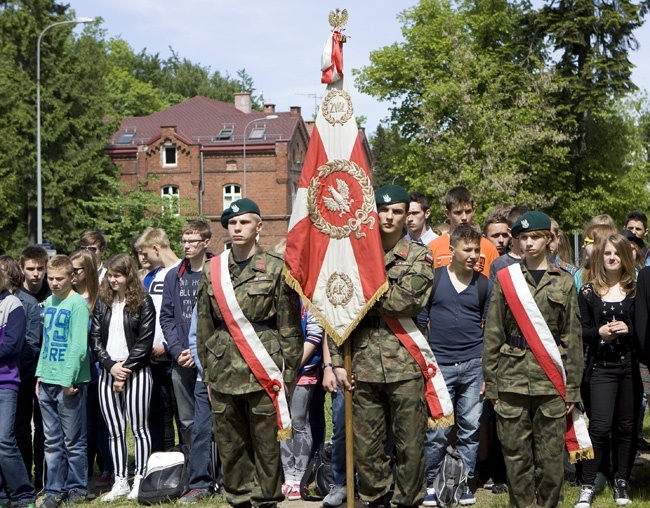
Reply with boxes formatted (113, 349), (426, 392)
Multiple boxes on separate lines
(488, 205), (529, 281)
(625, 210), (648, 240)
(427, 186), (498, 277)
(18, 246), (50, 491)
(135, 228), (180, 452)
(196, 198), (302, 508)
(417, 225), (492, 506)
(36, 255), (91, 508)
(160, 221), (212, 442)
(483, 214), (510, 256)
(406, 192), (438, 244)
(78, 231), (108, 282)
(331, 185), (435, 508)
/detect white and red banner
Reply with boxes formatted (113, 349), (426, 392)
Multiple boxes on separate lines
(284, 71), (387, 345)
(497, 264), (593, 462)
(210, 252), (292, 440)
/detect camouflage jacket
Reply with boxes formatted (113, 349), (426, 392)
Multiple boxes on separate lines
(196, 246), (302, 395)
(329, 237), (434, 383)
(483, 263), (583, 402)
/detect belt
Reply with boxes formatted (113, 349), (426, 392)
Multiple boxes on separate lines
(360, 316), (386, 328)
(506, 334), (530, 349)
(217, 318), (275, 333)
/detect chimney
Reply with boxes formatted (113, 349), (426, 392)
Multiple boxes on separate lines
(263, 103), (276, 114)
(234, 92), (252, 114)
(290, 106), (301, 117)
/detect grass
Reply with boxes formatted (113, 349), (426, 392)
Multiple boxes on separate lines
(84, 397), (650, 507)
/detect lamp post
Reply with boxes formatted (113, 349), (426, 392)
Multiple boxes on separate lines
(36, 17), (94, 245)
(242, 115), (278, 198)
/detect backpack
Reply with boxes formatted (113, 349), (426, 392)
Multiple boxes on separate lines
(432, 446), (467, 507)
(299, 442), (333, 501)
(137, 451), (189, 504)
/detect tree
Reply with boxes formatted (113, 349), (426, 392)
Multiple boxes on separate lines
(356, 0), (568, 221)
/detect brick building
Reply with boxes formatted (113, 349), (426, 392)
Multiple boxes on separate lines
(105, 93), (373, 250)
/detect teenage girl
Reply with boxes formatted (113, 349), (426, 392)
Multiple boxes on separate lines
(576, 233), (641, 507)
(91, 254), (155, 502)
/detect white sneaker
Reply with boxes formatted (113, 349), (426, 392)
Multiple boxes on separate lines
(101, 476), (130, 502)
(127, 475), (144, 501)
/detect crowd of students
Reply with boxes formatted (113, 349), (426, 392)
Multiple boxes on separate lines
(0, 187), (650, 508)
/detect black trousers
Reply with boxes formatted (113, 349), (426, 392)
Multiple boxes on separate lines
(581, 355), (643, 484)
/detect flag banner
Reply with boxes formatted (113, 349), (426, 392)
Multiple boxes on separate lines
(284, 46), (387, 345)
(497, 264), (593, 462)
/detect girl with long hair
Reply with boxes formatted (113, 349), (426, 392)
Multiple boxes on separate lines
(574, 223), (618, 291)
(576, 233), (642, 507)
(70, 250), (99, 311)
(91, 254), (155, 502)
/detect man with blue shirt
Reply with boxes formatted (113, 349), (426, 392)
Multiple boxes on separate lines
(417, 225), (492, 506)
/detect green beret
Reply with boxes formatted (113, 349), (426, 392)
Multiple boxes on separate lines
(375, 185), (410, 206)
(220, 198), (261, 228)
(511, 210), (551, 238)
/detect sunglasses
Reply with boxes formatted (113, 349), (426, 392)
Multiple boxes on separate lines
(79, 246), (98, 253)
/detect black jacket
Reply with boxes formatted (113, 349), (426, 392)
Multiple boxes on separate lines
(91, 294), (155, 372)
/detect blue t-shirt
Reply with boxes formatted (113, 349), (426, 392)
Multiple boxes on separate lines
(418, 268), (492, 364)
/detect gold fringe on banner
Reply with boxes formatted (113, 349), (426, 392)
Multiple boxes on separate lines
(568, 447), (594, 464)
(277, 427), (293, 442)
(428, 414), (455, 430)
(283, 265), (389, 347)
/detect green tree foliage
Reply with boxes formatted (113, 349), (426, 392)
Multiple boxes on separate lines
(357, 0), (570, 223)
(0, 1), (262, 255)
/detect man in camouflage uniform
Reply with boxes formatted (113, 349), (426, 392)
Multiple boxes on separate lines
(331, 185), (434, 508)
(196, 198), (302, 508)
(483, 211), (583, 508)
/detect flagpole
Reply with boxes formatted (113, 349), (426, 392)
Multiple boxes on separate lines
(343, 339), (354, 508)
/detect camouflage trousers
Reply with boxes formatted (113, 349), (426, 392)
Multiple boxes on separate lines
(353, 377), (427, 507)
(211, 389), (283, 508)
(495, 392), (566, 508)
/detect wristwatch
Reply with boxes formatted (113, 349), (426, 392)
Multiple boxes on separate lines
(322, 362), (333, 369)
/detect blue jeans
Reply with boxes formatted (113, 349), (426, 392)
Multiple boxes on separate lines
(424, 357), (483, 485)
(0, 388), (36, 506)
(188, 381), (214, 490)
(39, 383), (88, 497)
(330, 386), (346, 485)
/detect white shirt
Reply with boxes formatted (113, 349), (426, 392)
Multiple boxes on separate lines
(406, 227), (438, 245)
(107, 297), (128, 361)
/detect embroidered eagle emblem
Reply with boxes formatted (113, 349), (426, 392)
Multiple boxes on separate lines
(323, 178), (354, 217)
(231, 204), (239, 213)
(383, 194), (391, 202)
(521, 219), (529, 229)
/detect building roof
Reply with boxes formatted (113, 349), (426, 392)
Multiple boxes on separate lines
(106, 96), (301, 150)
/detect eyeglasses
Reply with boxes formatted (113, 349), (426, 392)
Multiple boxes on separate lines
(180, 239), (204, 246)
(79, 246), (98, 253)
(72, 267), (84, 274)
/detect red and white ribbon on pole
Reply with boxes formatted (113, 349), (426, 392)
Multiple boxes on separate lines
(497, 264), (593, 462)
(210, 252), (291, 440)
(321, 30), (344, 84)
(383, 316), (454, 428)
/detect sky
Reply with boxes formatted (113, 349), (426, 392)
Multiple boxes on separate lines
(64, 0), (650, 136)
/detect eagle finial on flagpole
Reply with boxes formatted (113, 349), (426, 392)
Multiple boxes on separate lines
(328, 8), (348, 42)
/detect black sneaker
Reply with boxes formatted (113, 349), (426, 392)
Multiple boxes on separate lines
(638, 437), (650, 451)
(575, 485), (595, 508)
(491, 483), (507, 494)
(613, 479), (632, 506)
(41, 497), (63, 508)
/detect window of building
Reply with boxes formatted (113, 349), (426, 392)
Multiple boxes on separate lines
(248, 126), (266, 140)
(223, 184), (241, 209)
(217, 128), (234, 141)
(117, 131), (135, 144)
(162, 145), (177, 167)
(162, 185), (180, 216)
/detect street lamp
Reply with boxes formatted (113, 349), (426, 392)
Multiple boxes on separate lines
(242, 115), (278, 198)
(36, 17), (94, 245)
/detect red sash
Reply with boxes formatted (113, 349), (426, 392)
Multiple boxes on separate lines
(210, 252), (291, 440)
(383, 316), (454, 428)
(497, 264), (593, 462)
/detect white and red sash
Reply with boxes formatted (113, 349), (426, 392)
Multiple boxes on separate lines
(497, 264), (593, 462)
(383, 316), (454, 428)
(210, 252), (292, 441)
